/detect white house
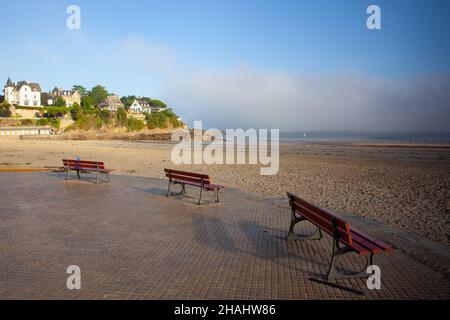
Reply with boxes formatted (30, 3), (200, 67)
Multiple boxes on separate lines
(129, 99), (164, 113)
(129, 99), (149, 113)
(3, 78), (42, 107)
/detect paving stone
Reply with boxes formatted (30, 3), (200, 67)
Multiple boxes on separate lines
(0, 172), (448, 299)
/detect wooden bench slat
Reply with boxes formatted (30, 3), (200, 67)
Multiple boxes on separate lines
(351, 228), (395, 252)
(63, 160), (105, 164)
(164, 168), (210, 180)
(171, 178), (222, 190)
(63, 159), (105, 165)
(290, 200), (352, 245)
(350, 232), (382, 254)
(64, 164), (106, 170)
(66, 167), (110, 173)
(289, 194), (350, 232)
(167, 173), (211, 185)
(63, 161), (105, 165)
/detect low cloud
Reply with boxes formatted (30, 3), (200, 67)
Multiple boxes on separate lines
(167, 66), (450, 131)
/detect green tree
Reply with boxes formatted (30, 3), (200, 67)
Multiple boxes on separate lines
(149, 99), (167, 109)
(0, 102), (12, 117)
(89, 85), (109, 106)
(121, 95), (137, 108)
(116, 108), (128, 127)
(40, 92), (51, 106)
(81, 96), (94, 110)
(70, 102), (83, 121)
(55, 96), (66, 107)
(72, 85), (88, 97)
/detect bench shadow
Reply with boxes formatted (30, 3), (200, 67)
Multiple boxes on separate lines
(237, 220), (326, 279)
(130, 185), (168, 197)
(132, 183), (221, 206)
(308, 277), (365, 296)
(191, 214), (237, 251)
(50, 172), (109, 184)
(189, 212), (324, 278)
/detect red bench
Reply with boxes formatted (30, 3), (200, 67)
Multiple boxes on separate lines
(287, 192), (394, 280)
(62, 159), (112, 184)
(164, 169), (224, 205)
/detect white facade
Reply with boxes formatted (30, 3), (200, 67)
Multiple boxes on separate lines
(3, 78), (42, 107)
(130, 99), (144, 113)
(129, 99), (163, 113)
(0, 126), (52, 136)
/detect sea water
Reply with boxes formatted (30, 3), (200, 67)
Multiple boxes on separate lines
(279, 131), (450, 145)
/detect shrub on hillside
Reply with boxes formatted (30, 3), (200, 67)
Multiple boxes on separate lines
(145, 108), (181, 129)
(116, 108), (128, 127)
(20, 119), (34, 126)
(0, 102), (12, 117)
(43, 106), (68, 118)
(36, 118), (49, 126)
(51, 118), (61, 129)
(127, 117), (145, 131)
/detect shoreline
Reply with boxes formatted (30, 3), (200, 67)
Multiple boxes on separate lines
(7, 133), (450, 148)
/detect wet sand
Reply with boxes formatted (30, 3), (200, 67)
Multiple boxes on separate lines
(1, 137), (449, 245)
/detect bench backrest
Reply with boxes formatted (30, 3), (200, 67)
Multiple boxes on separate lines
(287, 192), (353, 245)
(63, 159), (106, 170)
(164, 168), (211, 185)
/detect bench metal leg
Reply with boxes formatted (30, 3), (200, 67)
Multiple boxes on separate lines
(198, 187), (203, 205)
(168, 182), (186, 196)
(76, 170), (81, 179)
(107, 172), (110, 182)
(66, 168), (70, 180)
(287, 209), (323, 241)
(326, 237), (373, 280)
(214, 188), (220, 203)
(166, 178), (172, 197)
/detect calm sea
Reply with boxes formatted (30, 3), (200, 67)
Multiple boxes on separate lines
(279, 131), (450, 145)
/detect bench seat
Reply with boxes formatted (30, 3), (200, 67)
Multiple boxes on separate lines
(348, 227), (395, 255)
(63, 159), (112, 184)
(165, 168), (224, 204)
(170, 178), (224, 190)
(65, 166), (111, 174)
(287, 192), (394, 280)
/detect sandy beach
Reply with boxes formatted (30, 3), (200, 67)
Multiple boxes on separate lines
(1, 137), (449, 246)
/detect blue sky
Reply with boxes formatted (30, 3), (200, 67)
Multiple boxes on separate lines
(1, 0), (449, 130)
